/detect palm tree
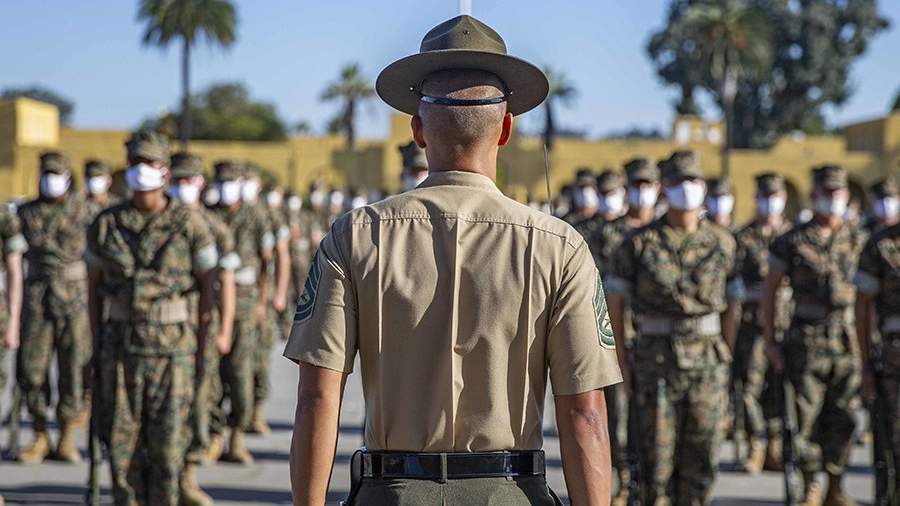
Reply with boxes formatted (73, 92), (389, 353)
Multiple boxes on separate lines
(542, 67), (577, 152)
(138, 0), (237, 149)
(320, 63), (375, 150)
(676, 1), (772, 176)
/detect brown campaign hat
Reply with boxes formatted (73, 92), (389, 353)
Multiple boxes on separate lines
(870, 177), (898, 198)
(755, 172), (785, 195)
(812, 164), (847, 190)
(84, 159), (110, 178)
(40, 151), (71, 174)
(376, 15), (549, 116)
(126, 128), (170, 163)
(170, 153), (204, 179)
(623, 157), (659, 184)
(399, 140), (428, 170)
(596, 169), (625, 193)
(661, 150), (703, 182)
(213, 160), (243, 182)
(706, 177), (732, 197)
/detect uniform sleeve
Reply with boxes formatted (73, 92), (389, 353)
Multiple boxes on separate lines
(256, 210), (275, 255)
(768, 231), (792, 274)
(216, 221), (240, 272)
(283, 227), (358, 373)
(547, 241), (623, 396)
(84, 214), (107, 269)
(0, 211), (27, 255)
(721, 233), (745, 302)
(853, 235), (882, 295)
(189, 212), (218, 274)
(605, 231), (636, 296)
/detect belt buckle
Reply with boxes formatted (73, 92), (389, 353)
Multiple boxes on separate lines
(673, 318), (694, 336)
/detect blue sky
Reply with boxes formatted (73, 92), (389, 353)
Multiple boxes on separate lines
(2, 0), (898, 139)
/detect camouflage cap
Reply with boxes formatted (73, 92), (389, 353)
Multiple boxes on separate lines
(213, 160), (243, 182)
(596, 169), (625, 193)
(242, 162), (261, 179)
(661, 150), (703, 182)
(40, 151), (71, 174)
(870, 177), (898, 198)
(623, 157), (659, 184)
(812, 164), (847, 190)
(575, 167), (596, 187)
(755, 172), (785, 195)
(170, 152), (204, 179)
(84, 159), (110, 178)
(706, 177), (732, 197)
(399, 141), (427, 170)
(125, 128), (170, 163)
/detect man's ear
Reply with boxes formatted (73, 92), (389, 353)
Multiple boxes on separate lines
(411, 115), (426, 148)
(498, 113), (513, 146)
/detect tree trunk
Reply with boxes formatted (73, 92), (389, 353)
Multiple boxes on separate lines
(180, 39), (192, 150)
(345, 98), (355, 150)
(721, 68), (737, 178)
(543, 100), (555, 152)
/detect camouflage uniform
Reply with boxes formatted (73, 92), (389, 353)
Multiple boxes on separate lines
(854, 221), (900, 499)
(211, 163), (274, 443)
(768, 166), (863, 481)
(254, 200), (289, 412)
(84, 159), (119, 221)
(0, 207), (27, 416)
(607, 158), (740, 505)
(17, 153), (91, 438)
(575, 169), (625, 259)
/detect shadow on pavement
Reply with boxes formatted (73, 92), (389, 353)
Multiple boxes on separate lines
(0, 484), (110, 505)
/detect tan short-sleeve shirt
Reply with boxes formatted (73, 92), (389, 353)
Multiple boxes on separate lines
(285, 170), (621, 452)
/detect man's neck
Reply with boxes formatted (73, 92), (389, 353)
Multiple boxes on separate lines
(132, 190), (167, 213)
(626, 207), (654, 225)
(89, 193), (109, 204)
(812, 213), (842, 234)
(755, 214), (783, 232)
(427, 147), (498, 182)
(665, 208), (700, 232)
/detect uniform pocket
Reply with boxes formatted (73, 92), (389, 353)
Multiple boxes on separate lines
(672, 335), (709, 370)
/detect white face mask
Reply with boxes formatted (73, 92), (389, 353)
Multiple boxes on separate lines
(706, 195), (734, 218)
(873, 197), (899, 222)
(203, 187), (220, 207)
(266, 191), (283, 208)
(664, 180), (706, 211)
(40, 173), (70, 198)
(627, 186), (658, 209)
(574, 186), (600, 210)
(241, 179), (260, 203)
(757, 195), (786, 217)
(86, 176), (111, 196)
(287, 196), (302, 211)
(310, 190), (327, 208)
(125, 163), (167, 192)
(218, 181), (243, 206)
(599, 189), (625, 215)
(329, 191), (345, 210)
(403, 172), (429, 191)
(351, 196), (368, 209)
(814, 193), (848, 217)
(168, 182), (202, 205)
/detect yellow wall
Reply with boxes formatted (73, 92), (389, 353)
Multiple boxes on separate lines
(1, 97), (898, 222)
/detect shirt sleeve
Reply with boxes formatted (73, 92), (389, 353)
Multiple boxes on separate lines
(605, 231), (636, 296)
(189, 211), (218, 274)
(0, 211), (26, 255)
(768, 232), (792, 274)
(283, 228), (358, 373)
(853, 235), (882, 295)
(547, 241), (623, 396)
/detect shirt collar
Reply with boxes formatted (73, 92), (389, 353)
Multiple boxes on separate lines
(417, 171), (501, 193)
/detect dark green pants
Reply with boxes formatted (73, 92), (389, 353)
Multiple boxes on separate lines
(348, 476), (561, 505)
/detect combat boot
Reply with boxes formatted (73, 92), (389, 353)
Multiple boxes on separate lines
(223, 429), (254, 465)
(800, 472), (823, 506)
(823, 473), (857, 506)
(55, 423), (83, 463)
(743, 437), (766, 475)
(250, 403), (271, 435)
(18, 429), (51, 464)
(764, 436), (784, 471)
(205, 432), (225, 464)
(179, 462), (214, 506)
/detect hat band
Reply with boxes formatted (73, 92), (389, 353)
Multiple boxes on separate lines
(418, 93), (508, 107)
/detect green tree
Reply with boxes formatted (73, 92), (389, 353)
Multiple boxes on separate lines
(320, 63), (375, 150)
(138, 0), (237, 149)
(675, 1), (772, 175)
(1, 86), (75, 125)
(542, 66), (577, 152)
(648, 0), (888, 149)
(141, 82), (287, 142)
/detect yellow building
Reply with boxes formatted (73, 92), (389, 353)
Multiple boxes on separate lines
(1, 97), (897, 221)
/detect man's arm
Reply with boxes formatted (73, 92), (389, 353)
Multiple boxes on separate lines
(855, 292), (876, 401)
(196, 270), (215, 364)
(761, 268), (785, 372)
(723, 301), (741, 350)
(555, 390), (612, 506)
(255, 252), (271, 323)
(216, 269), (236, 355)
(290, 362), (347, 506)
(3, 252), (22, 349)
(274, 237), (291, 312)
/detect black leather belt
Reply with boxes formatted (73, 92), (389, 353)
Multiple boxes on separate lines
(360, 450), (545, 482)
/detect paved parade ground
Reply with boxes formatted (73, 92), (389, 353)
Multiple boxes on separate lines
(1, 346), (876, 505)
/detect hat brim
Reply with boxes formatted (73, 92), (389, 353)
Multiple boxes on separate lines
(376, 49), (549, 116)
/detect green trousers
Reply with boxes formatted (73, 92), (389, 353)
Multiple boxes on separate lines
(348, 476), (561, 505)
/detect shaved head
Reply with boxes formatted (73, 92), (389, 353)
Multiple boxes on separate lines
(417, 69), (508, 148)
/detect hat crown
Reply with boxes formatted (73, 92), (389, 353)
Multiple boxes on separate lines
(755, 172), (785, 194)
(420, 15), (507, 55)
